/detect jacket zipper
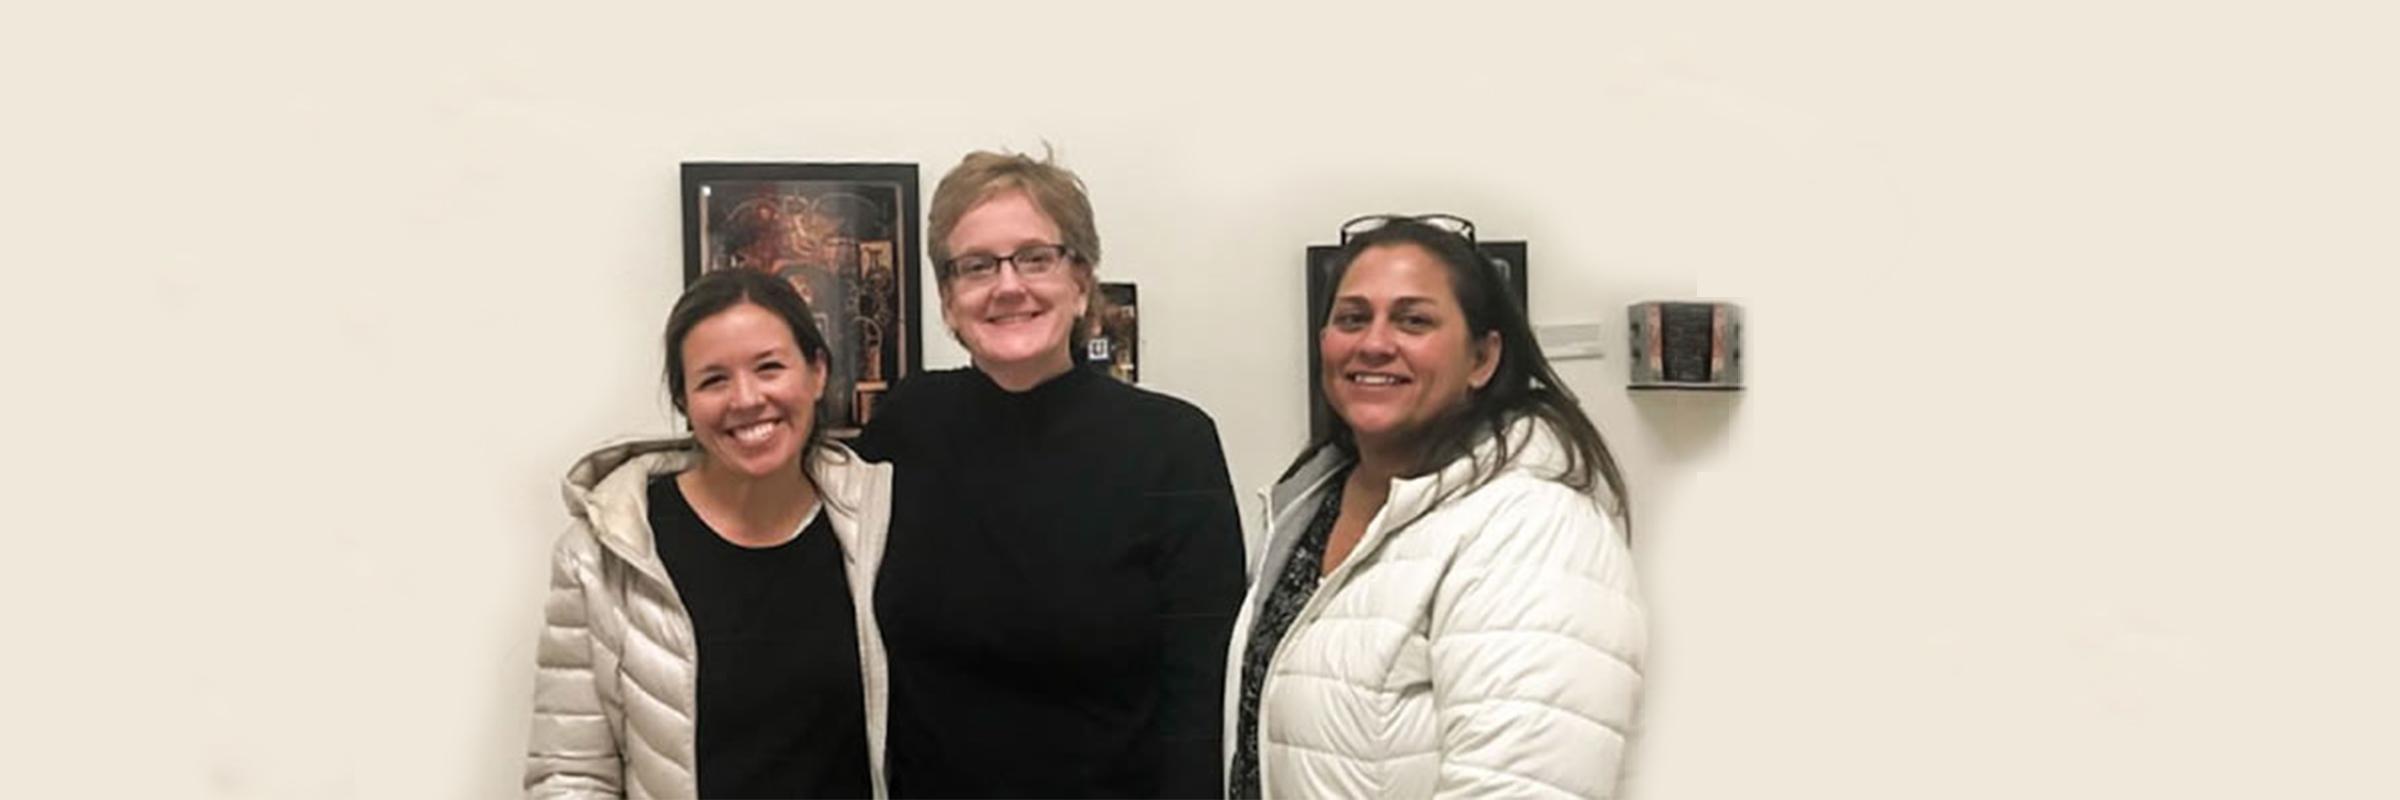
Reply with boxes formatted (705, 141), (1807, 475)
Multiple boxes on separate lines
(1251, 478), (1402, 798)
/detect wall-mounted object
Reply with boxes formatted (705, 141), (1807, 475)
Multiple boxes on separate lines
(682, 162), (924, 437)
(1628, 301), (1743, 390)
(1083, 282), (1139, 384)
(1534, 322), (1607, 361)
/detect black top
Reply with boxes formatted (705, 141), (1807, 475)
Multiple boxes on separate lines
(1227, 469), (1347, 799)
(854, 366), (1246, 799)
(649, 475), (871, 800)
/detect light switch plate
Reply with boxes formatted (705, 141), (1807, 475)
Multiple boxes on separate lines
(1534, 322), (1607, 360)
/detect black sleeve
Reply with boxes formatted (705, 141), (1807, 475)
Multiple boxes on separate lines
(1146, 407), (1247, 798)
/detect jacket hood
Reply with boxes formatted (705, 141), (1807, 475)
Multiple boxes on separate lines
(535, 436), (897, 800)
(560, 438), (701, 564)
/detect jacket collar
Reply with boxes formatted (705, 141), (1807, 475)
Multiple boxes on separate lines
(1267, 445), (1349, 517)
(1255, 416), (1603, 575)
(559, 437), (878, 580)
(1266, 415), (1575, 521)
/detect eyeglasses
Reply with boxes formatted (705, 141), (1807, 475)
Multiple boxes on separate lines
(1337, 213), (1477, 246)
(943, 244), (1076, 287)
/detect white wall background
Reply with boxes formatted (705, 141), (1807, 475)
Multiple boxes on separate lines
(4, 1), (2394, 797)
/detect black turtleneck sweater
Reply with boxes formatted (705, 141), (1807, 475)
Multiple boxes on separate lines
(853, 366), (1245, 799)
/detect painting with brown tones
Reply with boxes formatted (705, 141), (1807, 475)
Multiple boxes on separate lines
(682, 163), (922, 437)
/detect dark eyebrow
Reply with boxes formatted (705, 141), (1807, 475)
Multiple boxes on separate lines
(1331, 295), (1438, 308)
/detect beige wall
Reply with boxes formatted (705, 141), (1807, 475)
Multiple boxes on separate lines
(5, 1), (2395, 796)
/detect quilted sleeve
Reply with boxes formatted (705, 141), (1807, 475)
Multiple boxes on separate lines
(525, 528), (625, 799)
(1427, 482), (1646, 799)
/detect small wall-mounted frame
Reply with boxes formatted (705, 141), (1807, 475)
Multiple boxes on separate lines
(1629, 301), (1743, 390)
(1083, 282), (1139, 384)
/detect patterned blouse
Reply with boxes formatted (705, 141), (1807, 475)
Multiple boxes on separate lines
(1228, 468), (1350, 799)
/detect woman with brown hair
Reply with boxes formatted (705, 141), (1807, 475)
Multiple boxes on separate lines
(1225, 215), (1645, 799)
(853, 149), (1244, 798)
(527, 268), (893, 799)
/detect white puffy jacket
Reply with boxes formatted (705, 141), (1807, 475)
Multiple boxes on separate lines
(525, 438), (893, 799)
(1222, 419), (1646, 798)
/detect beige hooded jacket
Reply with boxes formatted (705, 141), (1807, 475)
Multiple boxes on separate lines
(525, 438), (892, 799)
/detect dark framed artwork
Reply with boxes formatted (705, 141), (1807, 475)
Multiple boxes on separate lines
(1304, 241), (1528, 442)
(1083, 282), (1139, 384)
(681, 162), (921, 438)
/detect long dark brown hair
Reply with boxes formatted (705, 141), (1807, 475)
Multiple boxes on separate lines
(1285, 218), (1631, 529)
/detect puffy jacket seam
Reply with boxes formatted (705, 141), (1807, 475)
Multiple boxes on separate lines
(617, 670), (693, 724)
(1361, 546), (1447, 559)
(525, 749), (617, 768)
(623, 725), (676, 764)
(1267, 670), (1409, 693)
(1443, 759), (1586, 800)
(1298, 614), (1415, 628)
(615, 601), (677, 650)
(1450, 559), (1630, 595)
(533, 649), (592, 669)
(623, 727), (691, 784)
(1436, 628), (1639, 672)
(1442, 695), (1630, 740)
(1266, 735), (1438, 763)
(525, 734), (617, 756)
(523, 764), (620, 799)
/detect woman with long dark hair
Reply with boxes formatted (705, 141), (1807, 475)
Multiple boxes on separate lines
(527, 268), (892, 799)
(1224, 215), (1645, 799)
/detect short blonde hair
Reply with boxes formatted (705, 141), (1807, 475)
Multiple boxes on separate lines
(927, 148), (1102, 283)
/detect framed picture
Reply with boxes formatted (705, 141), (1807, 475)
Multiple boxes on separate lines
(681, 162), (922, 438)
(1303, 241), (1528, 442)
(1083, 282), (1139, 384)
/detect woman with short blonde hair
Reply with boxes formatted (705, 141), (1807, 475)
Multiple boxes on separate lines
(855, 149), (1246, 798)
